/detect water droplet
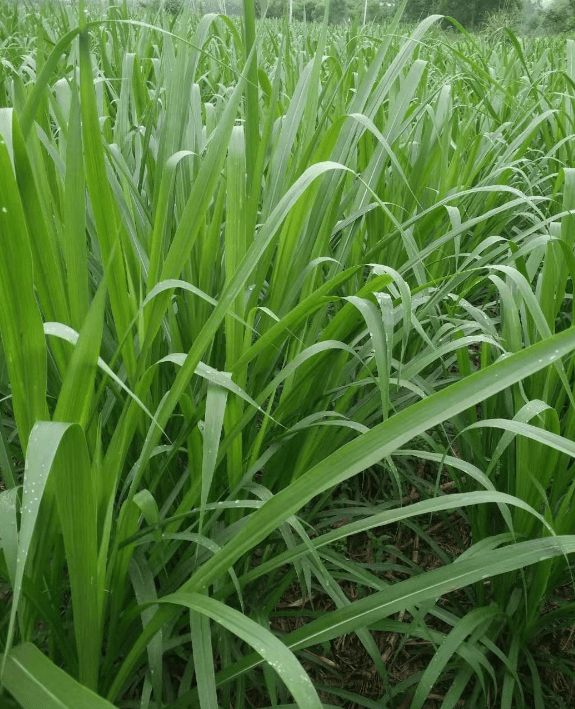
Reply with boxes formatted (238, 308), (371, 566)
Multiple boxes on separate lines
(1, 207), (7, 214)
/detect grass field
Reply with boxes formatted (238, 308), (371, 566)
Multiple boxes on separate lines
(2, 0), (575, 707)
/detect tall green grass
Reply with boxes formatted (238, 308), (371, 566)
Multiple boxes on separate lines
(1, 1), (575, 707)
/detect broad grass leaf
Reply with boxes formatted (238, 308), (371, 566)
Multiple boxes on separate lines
(159, 592), (323, 709)
(2, 423), (101, 689)
(0, 131), (48, 448)
(1, 643), (116, 709)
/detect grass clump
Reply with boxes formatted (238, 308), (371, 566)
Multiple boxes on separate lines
(1, 1), (575, 708)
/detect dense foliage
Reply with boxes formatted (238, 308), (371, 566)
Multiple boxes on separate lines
(168, 0), (575, 32)
(257, 0), (397, 23)
(402, 0), (521, 26)
(2, 1), (575, 708)
(544, 0), (575, 32)
(150, 0), (575, 32)
(257, 0), (523, 27)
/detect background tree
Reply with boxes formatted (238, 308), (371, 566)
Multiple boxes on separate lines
(329, 0), (349, 22)
(515, 0), (546, 33)
(543, 0), (575, 31)
(404, 0), (522, 28)
(353, 0), (398, 23)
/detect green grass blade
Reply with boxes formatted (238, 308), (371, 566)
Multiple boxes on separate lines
(1, 643), (116, 709)
(159, 592), (323, 709)
(0, 131), (48, 448)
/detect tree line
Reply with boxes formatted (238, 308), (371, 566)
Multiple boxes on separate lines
(256, 0), (525, 28)
(171, 0), (575, 32)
